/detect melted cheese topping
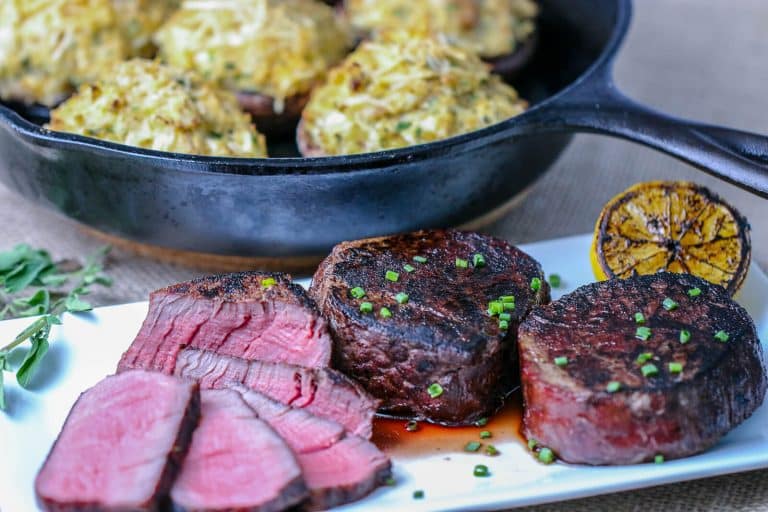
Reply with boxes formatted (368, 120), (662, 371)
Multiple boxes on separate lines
(345, 0), (538, 58)
(301, 32), (527, 156)
(154, 0), (351, 106)
(48, 60), (267, 157)
(112, 0), (180, 57)
(0, 0), (127, 106)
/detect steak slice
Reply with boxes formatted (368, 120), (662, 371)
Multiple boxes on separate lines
(310, 229), (550, 425)
(519, 272), (767, 465)
(170, 389), (307, 512)
(176, 347), (379, 439)
(235, 386), (391, 510)
(35, 371), (200, 512)
(117, 271), (332, 373)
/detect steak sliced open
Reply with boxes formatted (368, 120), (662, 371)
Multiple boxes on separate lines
(310, 229), (550, 425)
(35, 371), (200, 512)
(235, 386), (391, 510)
(519, 272), (767, 465)
(117, 272), (332, 373)
(175, 347), (379, 439)
(170, 389), (307, 512)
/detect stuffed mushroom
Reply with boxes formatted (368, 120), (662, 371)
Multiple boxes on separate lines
(154, 0), (352, 135)
(298, 31), (528, 156)
(343, 0), (538, 78)
(0, 0), (128, 107)
(48, 59), (267, 158)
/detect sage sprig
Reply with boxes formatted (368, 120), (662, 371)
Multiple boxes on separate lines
(0, 245), (112, 410)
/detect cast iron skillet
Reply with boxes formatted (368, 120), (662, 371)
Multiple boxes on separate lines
(0, 0), (765, 261)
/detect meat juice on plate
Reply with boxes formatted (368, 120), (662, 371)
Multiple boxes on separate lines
(372, 393), (524, 458)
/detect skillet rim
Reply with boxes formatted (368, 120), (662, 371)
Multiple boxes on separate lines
(0, 0), (631, 177)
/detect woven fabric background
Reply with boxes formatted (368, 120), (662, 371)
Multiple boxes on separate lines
(0, 0), (766, 509)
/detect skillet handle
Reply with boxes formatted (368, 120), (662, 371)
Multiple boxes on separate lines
(519, 73), (768, 198)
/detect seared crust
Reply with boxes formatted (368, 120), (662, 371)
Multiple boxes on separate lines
(237, 91), (310, 137)
(310, 229), (549, 425)
(519, 272), (767, 465)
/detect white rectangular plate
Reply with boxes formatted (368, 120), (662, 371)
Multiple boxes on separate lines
(2, 234), (767, 512)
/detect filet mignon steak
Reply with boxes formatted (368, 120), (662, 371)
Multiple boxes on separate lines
(175, 347), (379, 439)
(117, 272), (332, 373)
(170, 389), (307, 512)
(236, 386), (391, 510)
(519, 272), (767, 465)
(310, 229), (550, 425)
(35, 371), (200, 512)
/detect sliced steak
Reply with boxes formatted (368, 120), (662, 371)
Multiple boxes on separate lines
(235, 386), (391, 510)
(298, 436), (391, 511)
(176, 347), (379, 439)
(170, 389), (307, 512)
(234, 385), (345, 453)
(310, 229), (550, 425)
(117, 272), (332, 373)
(519, 272), (767, 465)
(35, 371), (200, 512)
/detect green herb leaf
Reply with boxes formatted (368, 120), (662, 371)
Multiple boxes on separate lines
(474, 417), (488, 427)
(473, 254), (486, 268)
(16, 329), (51, 388)
(12, 289), (50, 317)
(473, 464), (490, 477)
(635, 326), (652, 341)
(662, 297), (679, 311)
(538, 448), (555, 464)
(4, 258), (50, 293)
(413, 255), (427, 263)
(679, 330), (691, 344)
(385, 270), (399, 282)
(413, 490), (424, 499)
(606, 381), (622, 393)
(641, 363), (659, 378)
(530, 277), (542, 292)
(360, 302), (373, 314)
(395, 292), (409, 304)
(455, 258), (468, 269)
(548, 274), (561, 288)
(64, 296), (92, 313)
(687, 287), (702, 297)
(554, 356), (568, 367)
(479, 430), (492, 439)
(350, 287), (366, 299)
(714, 330), (730, 342)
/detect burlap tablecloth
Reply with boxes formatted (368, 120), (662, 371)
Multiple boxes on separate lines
(1, 0), (766, 509)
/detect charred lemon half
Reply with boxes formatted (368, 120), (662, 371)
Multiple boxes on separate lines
(591, 181), (751, 295)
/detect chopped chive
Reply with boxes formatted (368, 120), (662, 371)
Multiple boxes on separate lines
(385, 270), (400, 282)
(554, 356), (568, 367)
(634, 312), (645, 324)
(479, 430), (492, 439)
(405, 420), (419, 432)
(474, 417), (489, 427)
(473, 254), (486, 267)
(487, 301), (504, 316)
(530, 277), (542, 292)
(395, 292), (409, 304)
(537, 448), (555, 464)
(499, 312), (511, 322)
(606, 381), (621, 393)
(498, 320), (509, 331)
(636, 352), (653, 364)
(668, 362), (683, 374)
(413, 255), (427, 263)
(641, 363), (659, 377)
(413, 489), (424, 499)
(427, 382), (443, 398)
(360, 302), (373, 314)
(714, 330), (730, 342)
(385, 477), (396, 486)
(465, 441), (482, 452)
(548, 274), (561, 288)
(503, 302), (515, 311)
(654, 454), (665, 464)
(662, 297), (679, 311)
(485, 445), (499, 456)
(403, 264), (415, 273)
(500, 295), (515, 303)
(636, 326), (652, 341)
(679, 329), (691, 344)
(350, 286), (366, 299)
(688, 287), (702, 297)
(395, 120), (411, 132)
(456, 258), (469, 269)
(527, 438), (538, 450)
(261, 277), (276, 289)
(379, 307), (392, 319)
(473, 464), (490, 477)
